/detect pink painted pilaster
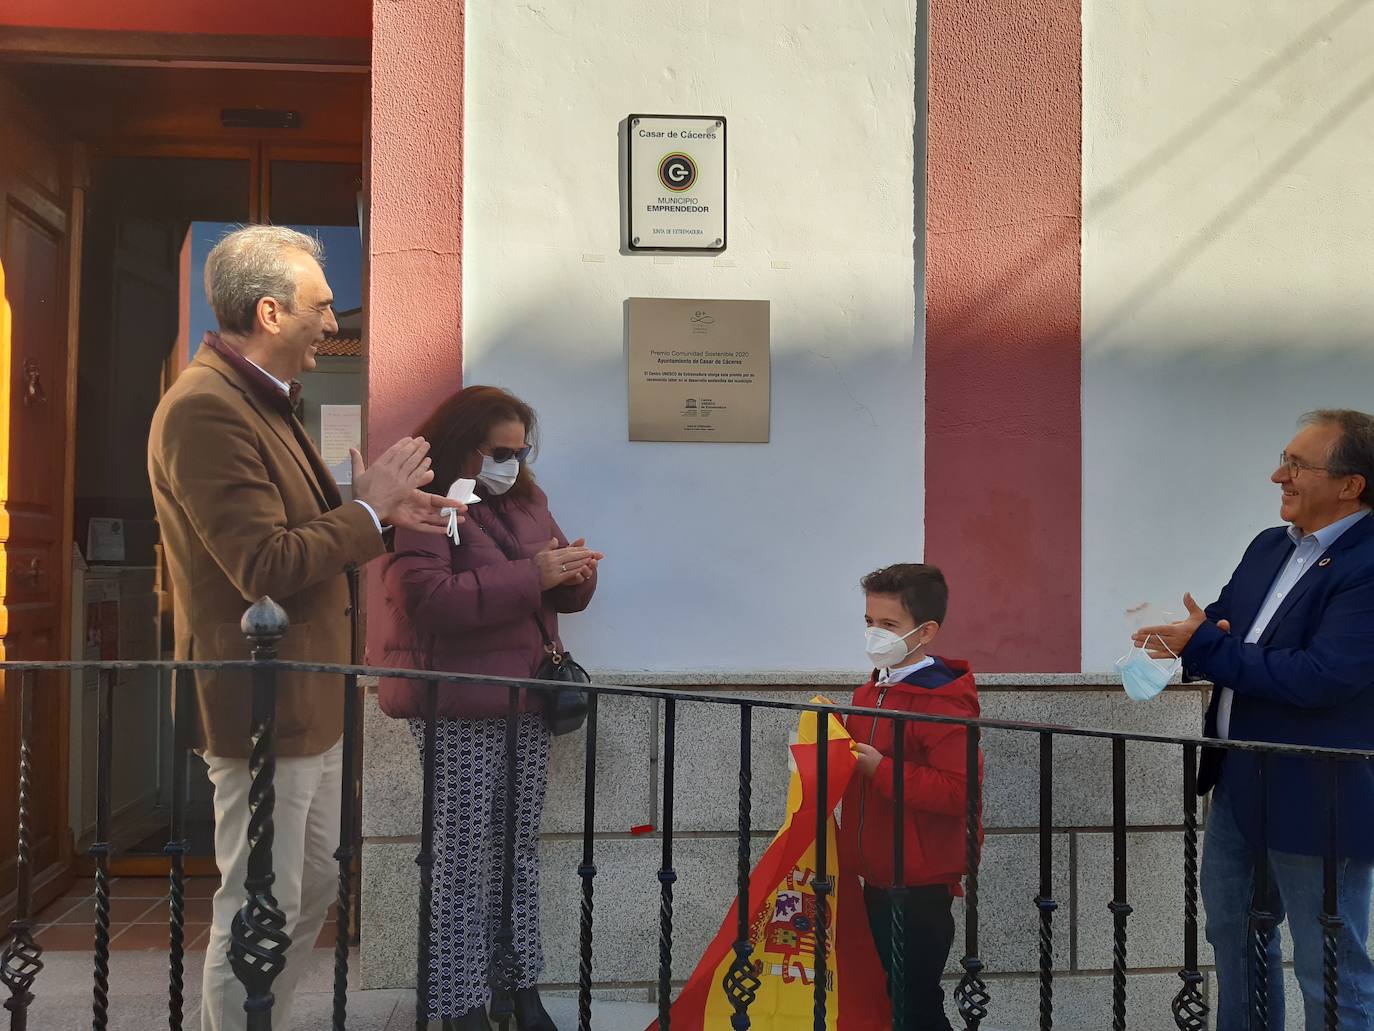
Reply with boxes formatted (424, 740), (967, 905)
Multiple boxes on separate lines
(366, 0), (465, 659)
(924, 0), (1083, 672)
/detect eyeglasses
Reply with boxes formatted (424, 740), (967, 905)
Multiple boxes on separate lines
(1278, 451), (1329, 479)
(483, 444), (532, 464)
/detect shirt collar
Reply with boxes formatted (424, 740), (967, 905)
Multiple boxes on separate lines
(245, 357), (290, 395)
(881, 654), (935, 685)
(202, 331), (300, 415)
(1287, 507), (1371, 549)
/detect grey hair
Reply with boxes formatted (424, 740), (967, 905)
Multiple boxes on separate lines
(1301, 408), (1374, 506)
(204, 225), (324, 335)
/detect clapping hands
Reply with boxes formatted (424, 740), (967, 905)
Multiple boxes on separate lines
(534, 537), (604, 590)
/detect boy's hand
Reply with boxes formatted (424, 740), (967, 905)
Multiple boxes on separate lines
(853, 742), (883, 779)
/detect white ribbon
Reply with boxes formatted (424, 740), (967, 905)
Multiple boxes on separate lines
(442, 477), (481, 544)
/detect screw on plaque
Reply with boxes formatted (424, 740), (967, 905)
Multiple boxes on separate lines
(715, 121), (722, 128)
(712, 239), (722, 247)
(633, 118), (640, 126)
(633, 237), (641, 246)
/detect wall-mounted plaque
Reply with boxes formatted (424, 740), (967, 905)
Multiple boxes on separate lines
(626, 114), (726, 252)
(627, 297), (769, 442)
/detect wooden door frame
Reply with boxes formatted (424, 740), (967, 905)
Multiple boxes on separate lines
(0, 26), (368, 72)
(74, 138), (363, 883)
(0, 74), (86, 922)
(259, 141), (365, 223)
(0, 32), (367, 883)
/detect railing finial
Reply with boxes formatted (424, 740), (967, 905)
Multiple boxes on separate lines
(241, 596), (289, 645)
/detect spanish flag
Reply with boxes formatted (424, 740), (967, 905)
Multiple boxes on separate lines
(651, 703), (891, 1030)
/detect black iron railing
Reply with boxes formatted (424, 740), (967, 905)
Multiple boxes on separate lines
(3, 595), (1374, 1030)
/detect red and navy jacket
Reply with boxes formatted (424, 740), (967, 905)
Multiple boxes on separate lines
(839, 657), (983, 893)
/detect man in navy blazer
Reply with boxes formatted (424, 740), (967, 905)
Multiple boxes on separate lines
(1136, 409), (1374, 1029)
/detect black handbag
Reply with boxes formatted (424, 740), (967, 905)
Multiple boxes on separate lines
(532, 613), (590, 736)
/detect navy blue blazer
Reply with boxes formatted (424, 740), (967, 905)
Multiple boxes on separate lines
(1185, 512), (1374, 858)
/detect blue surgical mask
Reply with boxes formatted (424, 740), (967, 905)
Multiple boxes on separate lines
(1114, 636), (1179, 702)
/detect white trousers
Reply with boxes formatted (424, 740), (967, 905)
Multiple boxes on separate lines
(200, 739), (342, 1031)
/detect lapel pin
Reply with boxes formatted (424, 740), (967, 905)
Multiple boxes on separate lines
(1318, 557), (1332, 567)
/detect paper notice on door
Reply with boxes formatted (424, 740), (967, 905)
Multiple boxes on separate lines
(320, 404), (362, 484)
(87, 518), (126, 562)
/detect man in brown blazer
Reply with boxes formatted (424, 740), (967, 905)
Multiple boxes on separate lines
(148, 225), (451, 1031)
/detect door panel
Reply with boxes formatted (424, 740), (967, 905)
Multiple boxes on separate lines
(0, 85), (75, 904)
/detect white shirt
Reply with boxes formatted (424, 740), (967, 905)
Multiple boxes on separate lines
(1217, 508), (1371, 738)
(245, 358), (382, 534)
(879, 654), (935, 686)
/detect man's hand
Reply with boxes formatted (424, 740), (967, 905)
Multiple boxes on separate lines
(1132, 592), (1220, 659)
(852, 742), (883, 779)
(534, 537), (605, 590)
(351, 439), (453, 535)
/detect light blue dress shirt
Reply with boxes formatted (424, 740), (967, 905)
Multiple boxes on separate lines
(1217, 507), (1372, 738)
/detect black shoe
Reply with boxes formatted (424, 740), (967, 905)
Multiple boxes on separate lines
(443, 1005), (495, 1031)
(511, 987), (557, 1031)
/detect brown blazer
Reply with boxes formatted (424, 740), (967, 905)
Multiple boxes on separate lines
(148, 345), (385, 758)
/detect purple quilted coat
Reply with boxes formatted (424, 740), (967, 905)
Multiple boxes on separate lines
(375, 484), (597, 719)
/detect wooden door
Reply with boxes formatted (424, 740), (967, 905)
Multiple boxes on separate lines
(0, 83), (81, 911)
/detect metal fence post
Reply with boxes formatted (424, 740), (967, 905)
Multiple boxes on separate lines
(230, 597), (291, 1031)
(1108, 738), (1132, 1031)
(1249, 754), (1275, 1031)
(1034, 731), (1057, 1031)
(1172, 743), (1207, 1031)
(332, 672), (361, 1031)
(722, 704), (760, 1030)
(658, 698), (679, 1029)
(812, 708), (832, 1031)
(1320, 758), (1342, 1031)
(891, 716), (908, 1031)
(1, 672), (43, 1031)
(954, 725), (988, 1029)
(167, 666), (195, 1031)
(578, 693), (600, 1031)
(490, 686), (522, 1031)
(91, 667), (116, 1031)
(415, 681), (438, 1030)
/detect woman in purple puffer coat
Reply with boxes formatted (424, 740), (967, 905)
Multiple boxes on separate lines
(377, 385), (601, 1031)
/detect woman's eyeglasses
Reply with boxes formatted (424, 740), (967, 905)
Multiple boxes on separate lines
(485, 444), (533, 464)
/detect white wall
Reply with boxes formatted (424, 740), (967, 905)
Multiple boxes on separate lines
(1081, 0), (1374, 669)
(463, 1), (921, 671)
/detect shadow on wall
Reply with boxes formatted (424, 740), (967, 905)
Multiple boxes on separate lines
(444, 301), (924, 674)
(1086, 0), (1374, 220)
(1087, 62), (1374, 342)
(951, 0), (1374, 346)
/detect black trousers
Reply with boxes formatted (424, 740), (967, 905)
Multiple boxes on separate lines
(863, 883), (956, 1031)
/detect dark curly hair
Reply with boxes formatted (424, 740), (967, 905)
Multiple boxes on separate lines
(414, 386), (538, 502)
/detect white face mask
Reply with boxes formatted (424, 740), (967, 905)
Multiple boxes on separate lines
(864, 623), (929, 669)
(477, 454), (520, 495)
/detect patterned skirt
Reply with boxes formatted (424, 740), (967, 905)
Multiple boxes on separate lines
(409, 714), (552, 1019)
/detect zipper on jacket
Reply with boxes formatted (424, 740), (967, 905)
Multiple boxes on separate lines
(856, 682), (890, 875)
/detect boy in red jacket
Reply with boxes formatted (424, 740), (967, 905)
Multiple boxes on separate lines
(840, 563), (982, 1030)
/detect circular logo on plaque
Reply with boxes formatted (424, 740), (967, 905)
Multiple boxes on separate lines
(658, 152), (698, 193)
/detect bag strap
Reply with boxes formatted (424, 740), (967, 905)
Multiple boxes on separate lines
(533, 612), (562, 658)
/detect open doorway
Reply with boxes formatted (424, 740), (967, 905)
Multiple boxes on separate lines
(1, 61), (367, 876)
